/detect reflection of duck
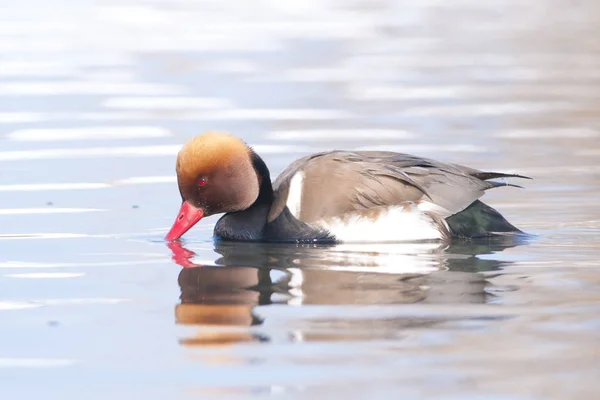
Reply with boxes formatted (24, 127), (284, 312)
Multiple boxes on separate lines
(174, 247), (271, 345)
(170, 236), (527, 346)
(165, 132), (529, 242)
(175, 267), (267, 345)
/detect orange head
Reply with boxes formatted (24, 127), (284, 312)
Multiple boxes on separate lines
(165, 132), (260, 241)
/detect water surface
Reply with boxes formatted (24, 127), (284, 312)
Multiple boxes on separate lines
(1, 0), (599, 398)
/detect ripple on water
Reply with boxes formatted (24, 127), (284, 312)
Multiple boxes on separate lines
(0, 81), (188, 96)
(0, 358), (78, 368)
(265, 129), (415, 141)
(6, 127), (172, 141)
(101, 96), (233, 110)
(1, 0), (599, 397)
(166, 237), (523, 346)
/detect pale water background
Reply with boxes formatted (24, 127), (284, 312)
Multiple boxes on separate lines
(1, 0), (599, 399)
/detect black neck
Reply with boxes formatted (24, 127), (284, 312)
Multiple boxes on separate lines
(250, 150), (274, 205)
(214, 151), (273, 240)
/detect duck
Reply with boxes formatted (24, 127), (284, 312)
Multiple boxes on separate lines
(165, 132), (529, 242)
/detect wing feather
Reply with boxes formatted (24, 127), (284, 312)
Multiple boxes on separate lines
(269, 150), (529, 222)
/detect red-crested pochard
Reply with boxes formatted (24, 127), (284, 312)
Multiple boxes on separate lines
(165, 132), (529, 242)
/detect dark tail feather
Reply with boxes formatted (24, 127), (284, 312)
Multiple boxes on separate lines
(472, 171), (532, 190)
(446, 200), (524, 238)
(472, 172), (532, 181)
(487, 181), (525, 189)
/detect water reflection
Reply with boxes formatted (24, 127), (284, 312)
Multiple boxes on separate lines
(168, 237), (525, 346)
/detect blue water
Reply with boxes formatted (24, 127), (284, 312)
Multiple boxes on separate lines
(1, 0), (599, 399)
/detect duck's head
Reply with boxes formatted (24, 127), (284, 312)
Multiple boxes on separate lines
(165, 132), (261, 241)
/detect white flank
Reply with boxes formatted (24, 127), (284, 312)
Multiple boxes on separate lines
(286, 171), (304, 218)
(316, 205), (443, 242)
(417, 201), (452, 217)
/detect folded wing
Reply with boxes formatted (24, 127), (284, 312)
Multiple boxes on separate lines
(269, 150), (529, 223)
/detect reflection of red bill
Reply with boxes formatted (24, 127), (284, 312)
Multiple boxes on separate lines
(165, 201), (204, 241)
(167, 240), (199, 269)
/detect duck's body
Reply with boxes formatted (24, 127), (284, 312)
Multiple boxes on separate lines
(166, 133), (528, 243)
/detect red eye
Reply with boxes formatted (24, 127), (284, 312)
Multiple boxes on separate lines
(198, 177), (207, 186)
